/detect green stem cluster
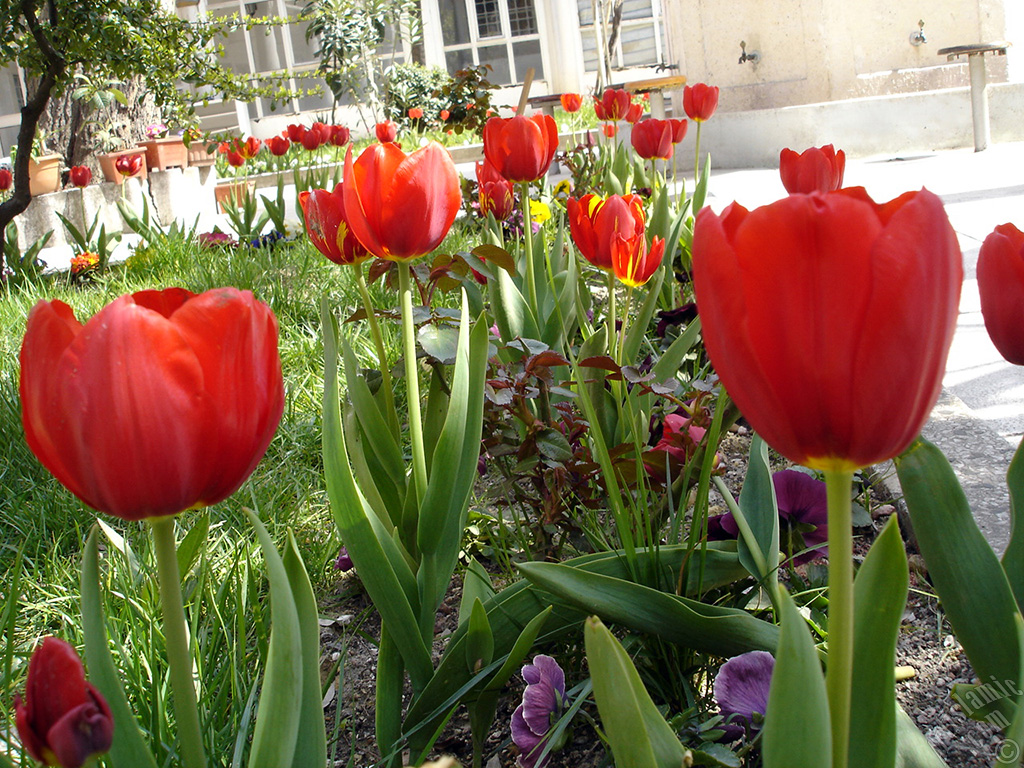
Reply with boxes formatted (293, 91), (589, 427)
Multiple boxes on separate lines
(397, 260), (428, 505)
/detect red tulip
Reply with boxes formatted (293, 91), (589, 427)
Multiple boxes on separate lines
(439, 109), (450, 121)
(594, 88), (632, 121)
(630, 118), (674, 160)
(330, 125), (350, 147)
(343, 141), (460, 261)
(692, 188), (962, 471)
(779, 144), (846, 194)
(669, 118), (688, 144)
(978, 223), (1024, 365)
(568, 193), (658, 280)
(408, 107), (424, 120)
(298, 184), (371, 266)
(482, 114), (558, 183)
(624, 102), (644, 125)
(0, 168), (11, 191)
(301, 128), (324, 151)
(286, 123), (307, 142)
(683, 83), (720, 122)
(240, 136), (261, 159)
(560, 93), (583, 113)
(114, 153), (143, 177)
(69, 166), (92, 188)
(375, 121), (398, 143)
(226, 150), (246, 168)
(266, 136), (290, 156)
(602, 123), (618, 138)
(20, 287), (284, 520)
(476, 160), (514, 221)
(15, 637), (113, 768)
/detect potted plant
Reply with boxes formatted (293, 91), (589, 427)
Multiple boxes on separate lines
(94, 119), (147, 184)
(14, 130), (63, 196)
(138, 122), (188, 172)
(185, 128), (217, 168)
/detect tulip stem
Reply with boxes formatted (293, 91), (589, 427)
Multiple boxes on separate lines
(824, 468), (854, 768)
(397, 260), (428, 506)
(520, 181), (538, 315)
(694, 121), (703, 183)
(617, 286), (633, 366)
(150, 516), (207, 768)
(606, 270), (617, 360)
(356, 266), (399, 437)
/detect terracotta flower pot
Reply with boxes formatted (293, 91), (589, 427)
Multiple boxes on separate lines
(97, 147), (148, 185)
(214, 180), (256, 212)
(187, 142), (217, 168)
(27, 154), (62, 196)
(139, 137), (188, 172)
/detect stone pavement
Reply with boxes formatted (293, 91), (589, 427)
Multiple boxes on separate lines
(703, 142), (1024, 553)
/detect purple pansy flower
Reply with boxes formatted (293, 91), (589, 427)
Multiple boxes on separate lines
(714, 650), (775, 741)
(511, 655), (565, 768)
(707, 469), (829, 564)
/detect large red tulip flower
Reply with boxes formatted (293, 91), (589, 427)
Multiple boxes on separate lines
(683, 83), (720, 122)
(978, 222), (1024, 365)
(779, 144), (846, 194)
(631, 118), (675, 160)
(114, 153), (143, 177)
(692, 188), (962, 471)
(560, 93), (583, 113)
(299, 184), (371, 266)
(482, 114), (558, 183)
(15, 637), (113, 768)
(20, 287), (284, 520)
(266, 136), (291, 156)
(343, 141), (460, 262)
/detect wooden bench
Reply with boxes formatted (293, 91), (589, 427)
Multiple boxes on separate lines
(524, 93), (565, 118)
(621, 74), (687, 119)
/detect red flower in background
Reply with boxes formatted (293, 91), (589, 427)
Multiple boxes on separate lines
(343, 141), (460, 261)
(683, 83), (720, 122)
(630, 118), (674, 160)
(69, 166), (92, 188)
(14, 637), (113, 768)
(624, 102), (643, 124)
(692, 188), (962, 470)
(560, 93), (582, 113)
(20, 287), (284, 520)
(440, 109), (450, 121)
(239, 136), (261, 159)
(266, 136), (291, 156)
(330, 125), (350, 147)
(594, 88), (632, 121)
(114, 153), (143, 177)
(408, 107), (423, 120)
(226, 150), (246, 168)
(482, 114), (558, 183)
(301, 129), (325, 151)
(779, 144), (846, 194)
(286, 123), (307, 142)
(978, 223), (1024, 365)
(475, 160), (515, 221)
(298, 184), (371, 266)
(602, 123), (618, 138)
(375, 121), (398, 143)
(669, 118), (688, 144)
(0, 168), (12, 191)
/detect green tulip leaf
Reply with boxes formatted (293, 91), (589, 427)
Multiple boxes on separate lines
(623, 264), (665, 365)
(1002, 438), (1024, 612)
(81, 527), (159, 768)
(895, 438), (1021, 720)
(762, 588), (831, 768)
(736, 434), (780, 585)
(585, 615), (690, 768)
(895, 706), (950, 767)
(245, 510), (303, 768)
(459, 557), (495, 626)
(465, 598), (494, 674)
(849, 515), (908, 768)
(517, 561), (780, 657)
(175, 512), (209, 578)
(282, 530), (328, 768)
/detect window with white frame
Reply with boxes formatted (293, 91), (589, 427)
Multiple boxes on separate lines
(437, 0), (543, 85)
(577, 0), (667, 73)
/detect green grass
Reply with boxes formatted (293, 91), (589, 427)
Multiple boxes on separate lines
(0, 230), (403, 766)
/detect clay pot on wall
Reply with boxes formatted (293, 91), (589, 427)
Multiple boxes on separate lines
(139, 137), (189, 172)
(187, 142), (217, 168)
(97, 147), (148, 185)
(27, 154), (62, 196)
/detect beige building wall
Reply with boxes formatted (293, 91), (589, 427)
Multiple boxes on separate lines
(663, 0), (1015, 112)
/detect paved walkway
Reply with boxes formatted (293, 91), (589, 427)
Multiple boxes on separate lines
(704, 142), (1024, 552)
